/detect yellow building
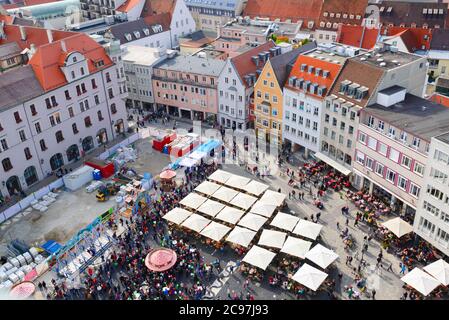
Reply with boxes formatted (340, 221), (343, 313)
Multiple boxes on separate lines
(254, 45), (314, 146)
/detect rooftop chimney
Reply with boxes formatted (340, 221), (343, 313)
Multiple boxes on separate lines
(19, 25), (26, 41)
(46, 29), (53, 43)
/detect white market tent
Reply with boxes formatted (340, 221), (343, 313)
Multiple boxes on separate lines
(292, 219), (323, 240)
(270, 212), (300, 232)
(258, 229), (287, 249)
(195, 180), (221, 196)
(200, 221), (231, 242)
(242, 180), (269, 196)
(208, 169), (233, 184)
(224, 175), (251, 190)
(280, 236), (313, 259)
(292, 263), (328, 291)
(423, 259), (449, 286)
(238, 213), (268, 231)
(215, 206), (246, 225)
(179, 192), (208, 210)
(305, 244), (339, 269)
(259, 190), (286, 207)
(401, 268), (441, 296)
(181, 213), (211, 233)
(381, 217), (414, 238)
(212, 186), (239, 203)
(197, 199), (226, 218)
(229, 192), (258, 210)
(189, 150), (207, 160)
(162, 207), (193, 225)
(179, 157), (198, 168)
(242, 245), (277, 270)
(249, 201), (277, 218)
(226, 226), (257, 248)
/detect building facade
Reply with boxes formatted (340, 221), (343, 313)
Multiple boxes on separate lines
(414, 134), (449, 256)
(0, 25), (127, 198)
(152, 52), (225, 122)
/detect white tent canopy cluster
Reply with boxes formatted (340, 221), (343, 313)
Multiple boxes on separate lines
(400, 259), (449, 296)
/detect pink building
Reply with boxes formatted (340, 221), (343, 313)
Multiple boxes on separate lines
(152, 52), (225, 122)
(353, 91), (449, 219)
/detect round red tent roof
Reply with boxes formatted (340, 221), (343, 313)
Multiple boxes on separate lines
(159, 169), (176, 180)
(9, 281), (36, 300)
(145, 248), (177, 272)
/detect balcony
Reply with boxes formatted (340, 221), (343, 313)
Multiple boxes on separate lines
(152, 75), (217, 90)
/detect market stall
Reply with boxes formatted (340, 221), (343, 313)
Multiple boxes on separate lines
(423, 259), (449, 286)
(215, 206), (246, 225)
(229, 193), (258, 210)
(242, 180), (269, 197)
(258, 229), (287, 250)
(162, 207), (193, 225)
(208, 169), (233, 184)
(196, 199), (226, 218)
(280, 236), (312, 259)
(145, 248), (177, 272)
(292, 263), (328, 291)
(180, 214), (211, 233)
(249, 201), (277, 218)
(259, 190), (287, 207)
(225, 226), (257, 248)
(270, 212), (300, 232)
(179, 192), (208, 210)
(237, 213), (268, 232)
(211, 186), (239, 203)
(159, 169), (177, 192)
(401, 268), (441, 296)
(304, 244), (339, 269)
(199, 221), (232, 242)
(292, 219), (323, 241)
(242, 245), (277, 271)
(224, 175), (251, 190)
(381, 217), (414, 238)
(194, 181), (221, 196)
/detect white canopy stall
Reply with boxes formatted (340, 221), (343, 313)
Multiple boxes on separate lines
(270, 212), (300, 232)
(181, 214), (211, 233)
(258, 229), (287, 249)
(230, 193), (258, 210)
(195, 181), (221, 196)
(259, 190), (286, 207)
(197, 199), (226, 218)
(292, 219), (323, 240)
(215, 206), (246, 225)
(381, 217), (414, 238)
(249, 201), (277, 218)
(305, 244), (339, 269)
(280, 236), (312, 259)
(238, 213), (268, 231)
(189, 150), (207, 161)
(401, 268), (441, 296)
(212, 186), (239, 203)
(242, 180), (269, 196)
(179, 157), (198, 168)
(224, 175), (251, 190)
(200, 221), (231, 242)
(179, 192), (208, 210)
(162, 207), (193, 225)
(242, 245), (277, 270)
(226, 226), (257, 248)
(423, 259), (449, 286)
(292, 263), (328, 291)
(208, 169), (233, 184)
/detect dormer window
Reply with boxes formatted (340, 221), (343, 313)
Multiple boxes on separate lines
(347, 83), (360, 97)
(133, 31), (141, 38)
(349, 14), (354, 19)
(300, 63), (307, 71)
(323, 11), (328, 17)
(143, 28), (150, 36)
(336, 13), (341, 18)
(308, 65), (314, 73)
(323, 70), (330, 78)
(124, 33), (132, 41)
(330, 12), (335, 18)
(355, 87), (368, 100)
(333, 23), (339, 29)
(356, 15), (361, 20)
(343, 13), (348, 19)
(320, 21), (325, 28)
(326, 22), (332, 28)
(340, 80), (351, 93)
(315, 68), (321, 76)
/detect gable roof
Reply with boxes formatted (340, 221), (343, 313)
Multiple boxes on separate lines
(336, 24), (380, 50)
(430, 28), (449, 51)
(243, 0), (323, 25)
(381, 26), (432, 52)
(270, 42), (317, 88)
(373, 1), (448, 28)
(329, 58), (385, 108)
(116, 0), (144, 13)
(28, 33), (113, 91)
(318, 0), (368, 29)
(108, 14), (170, 44)
(141, 0), (177, 18)
(231, 41), (275, 87)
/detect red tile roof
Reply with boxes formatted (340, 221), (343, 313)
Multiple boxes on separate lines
(141, 0), (176, 18)
(243, 0), (323, 26)
(319, 0), (368, 29)
(336, 24), (380, 50)
(23, 0), (60, 6)
(381, 26), (432, 51)
(0, 25), (113, 91)
(117, 0), (141, 13)
(286, 53), (343, 99)
(231, 41), (276, 87)
(143, 12), (171, 29)
(0, 14), (15, 24)
(430, 93), (449, 108)
(1, 3), (19, 9)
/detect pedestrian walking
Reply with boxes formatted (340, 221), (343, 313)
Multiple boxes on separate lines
(345, 217), (349, 226)
(372, 289), (376, 300)
(316, 212), (321, 222)
(336, 222), (340, 230)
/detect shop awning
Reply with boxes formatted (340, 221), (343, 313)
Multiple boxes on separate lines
(314, 152), (351, 176)
(242, 245), (277, 271)
(401, 268), (440, 296)
(292, 263), (328, 291)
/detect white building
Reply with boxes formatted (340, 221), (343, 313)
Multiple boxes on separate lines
(414, 133), (449, 256)
(122, 45), (168, 111)
(166, 0), (196, 47)
(0, 25), (127, 198)
(217, 41), (275, 130)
